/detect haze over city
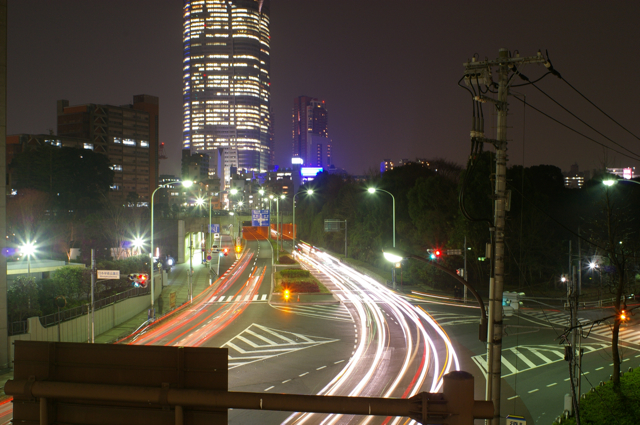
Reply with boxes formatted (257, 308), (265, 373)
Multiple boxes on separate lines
(7, 0), (640, 176)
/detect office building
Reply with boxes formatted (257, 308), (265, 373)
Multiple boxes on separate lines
(56, 95), (159, 204)
(563, 163), (590, 189)
(292, 96), (330, 167)
(182, 0), (272, 186)
(380, 159), (394, 173)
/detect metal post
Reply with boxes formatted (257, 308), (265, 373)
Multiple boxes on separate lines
(276, 198), (280, 255)
(292, 195), (296, 252)
(90, 249), (95, 344)
(189, 234), (193, 302)
(209, 198), (212, 273)
(344, 220), (347, 258)
(464, 236), (468, 303)
(486, 48), (509, 425)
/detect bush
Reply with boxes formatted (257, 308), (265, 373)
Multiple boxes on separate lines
(279, 255), (297, 264)
(280, 269), (310, 278)
(282, 280), (320, 293)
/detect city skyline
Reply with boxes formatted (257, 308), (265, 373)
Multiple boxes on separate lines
(6, 1), (640, 176)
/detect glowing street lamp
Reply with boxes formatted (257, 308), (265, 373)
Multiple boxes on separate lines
(131, 237), (145, 256)
(20, 241), (36, 277)
(292, 188), (314, 253)
(368, 187), (396, 287)
(150, 180), (193, 319)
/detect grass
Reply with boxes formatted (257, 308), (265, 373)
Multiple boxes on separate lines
(552, 367), (640, 424)
(273, 270), (331, 294)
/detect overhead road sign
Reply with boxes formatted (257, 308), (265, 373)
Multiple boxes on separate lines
(252, 209), (270, 227)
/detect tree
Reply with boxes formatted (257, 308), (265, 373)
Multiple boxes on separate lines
(7, 277), (40, 323)
(584, 180), (640, 388)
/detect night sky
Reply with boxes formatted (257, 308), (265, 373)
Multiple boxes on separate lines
(7, 1), (640, 176)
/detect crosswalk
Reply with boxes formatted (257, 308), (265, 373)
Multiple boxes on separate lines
(272, 303), (353, 322)
(222, 323), (339, 369)
(472, 343), (609, 378)
(520, 310), (640, 345)
(207, 294), (268, 303)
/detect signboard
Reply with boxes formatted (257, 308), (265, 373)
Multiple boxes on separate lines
(214, 233), (220, 239)
(506, 415), (526, 425)
(10, 341), (227, 424)
(447, 249), (462, 255)
(210, 223), (220, 234)
(252, 209), (270, 227)
(324, 219), (343, 232)
(97, 270), (120, 280)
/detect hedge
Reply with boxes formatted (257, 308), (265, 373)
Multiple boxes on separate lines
(280, 269), (310, 278)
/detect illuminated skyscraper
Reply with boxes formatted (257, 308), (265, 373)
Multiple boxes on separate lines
(183, 0), (271, 185)
(292, 96), (330, 167)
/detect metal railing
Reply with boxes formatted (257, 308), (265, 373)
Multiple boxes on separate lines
(38, 286), (150, 328)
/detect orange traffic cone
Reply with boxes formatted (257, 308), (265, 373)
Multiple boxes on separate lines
(297, 294), (300, 302)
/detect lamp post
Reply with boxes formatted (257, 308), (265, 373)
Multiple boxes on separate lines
(150, 180), (193, 320)
(292, 189), (314, 253)
(604, 178), (640, 187)
(20, 241), (36, 278)
(368, 187), (396, 287)
(382, 247), (487, 342)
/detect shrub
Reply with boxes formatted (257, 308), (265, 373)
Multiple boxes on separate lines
(282, 280), (320, 293)
(279, 255), (297, 264)
(280, 269), (310, 278)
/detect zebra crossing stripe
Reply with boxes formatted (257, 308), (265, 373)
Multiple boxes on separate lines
(218, 296), (225, 302)
(510, 348), (537, 369)
(501, 356), (518, 375)
(529, 348), (553, 363)
(261, 294), (267, 301)
(253, 294), (258, 301)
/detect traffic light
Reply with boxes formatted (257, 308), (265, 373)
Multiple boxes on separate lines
(223, 248), (229, 257)
(128, 273), (149, 288)
(283, 289), (291, 301)
(235, 245), (242, 253)
(619, 309), (629, 322)
(428, 249), (442, 260)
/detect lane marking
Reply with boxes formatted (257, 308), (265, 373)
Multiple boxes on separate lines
(507, 395), (519, 400)
(264, 386), (274, 391)
(547, 383), (557, 387)
(299, 372), (309, 377)
(334, 360), (344, 364)
(316, 366), (326, 370)
(282, 379), (291, 384)
(595, 367), (604, 370)
(528, 389), (539, 394)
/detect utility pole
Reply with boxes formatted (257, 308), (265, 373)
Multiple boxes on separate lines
(189, 234), (193, 302)
(464, 49), (547, 424)
(90, 249), (95, 343)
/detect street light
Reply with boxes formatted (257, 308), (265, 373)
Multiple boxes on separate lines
(20, 241), (36, 277)
(150, 180), (193, 320)
(368, 187), (396, 287)
(382, 246), (488, 342)
(292, 188), (314, 253)
(131, 237), (145, 256)
(603, 178), (640, 186)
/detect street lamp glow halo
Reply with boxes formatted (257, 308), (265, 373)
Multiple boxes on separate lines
(307, 189), (314, 195)
(182, 180), (194, 188)
(383, 251), (404, 263)
(21, 242), (36, 256)
(367, 187), (376, 194)
(603, 179), (616, 186)
(230, 189), (238, 195)
(195, 197), (205, 206)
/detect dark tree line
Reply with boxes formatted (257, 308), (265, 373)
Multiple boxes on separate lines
(295, 154), (640, 298)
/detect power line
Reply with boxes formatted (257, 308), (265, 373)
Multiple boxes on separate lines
(561, 76), (640, 143)
(511, 95), (640, 162)
(517, 72), (640, 159)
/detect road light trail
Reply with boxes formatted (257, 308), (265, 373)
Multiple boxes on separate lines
(284, 246), (459, 425)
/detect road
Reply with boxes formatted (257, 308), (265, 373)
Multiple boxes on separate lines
(412, 296), (640, 423)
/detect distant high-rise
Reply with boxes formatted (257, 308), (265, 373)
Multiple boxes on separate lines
(182, 0), (272, 186)
(292, 96), (330, 167)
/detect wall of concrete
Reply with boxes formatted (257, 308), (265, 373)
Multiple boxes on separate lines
(7, 271), (166, 363)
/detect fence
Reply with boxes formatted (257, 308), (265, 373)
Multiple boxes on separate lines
(10, 285), (152, 336)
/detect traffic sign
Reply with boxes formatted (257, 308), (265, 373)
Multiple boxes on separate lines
(210, 224), (220, 233)
(251, 209), (270, 227)
(506, 415), (526, 425)
(447, 249), (462, 255)
(206, 255), (212, 261)
(214, 233), (220, 239)
(97, 270), (120, 280)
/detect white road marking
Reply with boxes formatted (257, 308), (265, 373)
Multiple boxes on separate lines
(299, 372), (309, 377)
(253, 294), (258, 301)
(547, 383), (557, 387)
(264, 386), (274, 391)
(528, 389), (539, 394)
(261, 294), (267, 301)
(316, 366), (326, 370)
(507, 395), (519, 400)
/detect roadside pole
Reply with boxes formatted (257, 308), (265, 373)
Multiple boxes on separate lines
(464, 236), (468, 303)
(90, 249), (95, 343)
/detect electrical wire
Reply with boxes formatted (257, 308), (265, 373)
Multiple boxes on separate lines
(517, 72), (640, 160)
(511, 95), (640, 162)
(561, 76), (640, 143)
